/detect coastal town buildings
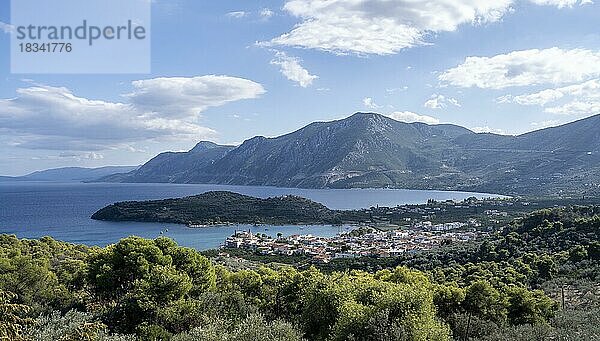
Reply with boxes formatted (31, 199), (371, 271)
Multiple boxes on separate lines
(224, 222), (483, 263)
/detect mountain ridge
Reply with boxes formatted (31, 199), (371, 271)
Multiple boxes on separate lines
(98, 113), (600, 196)
(1, 166), (138, 182)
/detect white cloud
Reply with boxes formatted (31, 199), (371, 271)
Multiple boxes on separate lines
(59, 152), (105, 160)
(423, 94), (461, 109)
(0, 21), (14, 33)
(263, 0), (589, 56)
(513, 89), (565, 106)
(264, 0), (515, 55)
(424, 95), (445, 109)
(495, 95), (514, 104)
(386, 86), (408, 94)
(499, 78), (600, 115)
(228, 9), (275, 20)
(530, 120), (561, 128)
(386, 111), (440, 124)
(270, 52), (318, 87)
(0, 85), (212, 150)
(545, 100), (600, 115)
(362, 97), (380, 109)
(529, 0), (591, 7)
(226, 11), (247, 18)
(0, 76), (266, 151)
(439, 47), (600, 89)
(126, 75), (266, 117)
(260, 8), (274, 19)
(447, 98), (461, 107)
(471, 126), (507, 134)
(518, 79), (599, 105)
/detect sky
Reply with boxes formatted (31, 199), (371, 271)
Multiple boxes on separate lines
(0, 0), (599, 175)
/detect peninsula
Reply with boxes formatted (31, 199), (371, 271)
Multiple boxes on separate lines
(91, 191), (342, 225)
(91, 191), (600, 229)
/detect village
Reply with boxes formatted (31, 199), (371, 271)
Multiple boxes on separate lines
(223, 220), (485, 263)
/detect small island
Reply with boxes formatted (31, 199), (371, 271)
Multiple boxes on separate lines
(91, 191), (344, 226)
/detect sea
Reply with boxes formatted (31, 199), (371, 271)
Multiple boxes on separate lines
(0, 181), (502, 250)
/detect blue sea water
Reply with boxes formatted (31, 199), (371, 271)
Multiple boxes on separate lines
(0, 181), (502, 250)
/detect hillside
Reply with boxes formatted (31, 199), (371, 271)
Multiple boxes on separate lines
(99, 113), (600, 196)
(188, 114), (474, 188)
(3, 206), (600, 340)
(91, 191), (339, 225)
(454, 115), (600, 195)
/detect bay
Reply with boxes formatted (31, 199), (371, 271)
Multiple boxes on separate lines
(0, 181), (502, 250)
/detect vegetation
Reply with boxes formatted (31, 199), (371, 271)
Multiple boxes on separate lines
(2, 206), (599, 340)
(91, 191), (341, 225)
(91, 190), (600, 229)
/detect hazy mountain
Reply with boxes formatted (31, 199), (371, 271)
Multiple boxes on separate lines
(99, 113), (600, 196)
(100, 141), (235, 183)
(6, 166), (139, 182)
(453, 114), (600, 195)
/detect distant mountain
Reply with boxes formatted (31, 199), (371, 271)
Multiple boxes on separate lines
(188, 113), (474, 188)
(100, 113), (600, 196)
(452, 115), (600, 195)
(100, 142), (235, 183)
(6, 166), (139, 182)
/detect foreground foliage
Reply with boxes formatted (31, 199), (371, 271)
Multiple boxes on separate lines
(1, 206), (599, 340)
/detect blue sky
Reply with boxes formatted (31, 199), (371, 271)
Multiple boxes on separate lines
(1, 0), (599, 175)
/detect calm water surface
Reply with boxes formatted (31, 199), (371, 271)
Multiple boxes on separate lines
(0, 181), (502, 250)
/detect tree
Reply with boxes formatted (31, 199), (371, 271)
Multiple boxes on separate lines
(0, 290), (32, 341)
(505, 287), (557, 325)
(434, 285), (466, 320)
(26, 310), (108, 341)
(171, 314), (304, 341)
(535, 255), (558, 281)
(568, 245), (588, 262)
(300, 269), (450, 340)
(463, 281), (507, 339)
(86, 237), (214, 333)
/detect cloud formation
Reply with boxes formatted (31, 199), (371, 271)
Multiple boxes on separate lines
(386, 111), (440, 124)
(471, 126), (507, 134)
(0, 21), (14, 33)
(0, 76), (265, 151)
(58, 152), (105, 160)
(260, 8), (275, 19)
(529, 0), (592, 7)
(264, 0), (590, 55)
(226, 11), (247, 18)
(530, 119), (561, 129)
(363, 97), (381, 109)
(443, 47), (600, 117)
(270, 52), (318, 87)
(498, 78), (600, 115)
(126, 75), (266, 117)
(439, 48), (600, 89)
(0, 85), (213, 151)
(424, 94), (461, 109)
(227, 9), (275, 20)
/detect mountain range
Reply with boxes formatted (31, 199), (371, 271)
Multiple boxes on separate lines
(99, 113), (600, 196)
(2, 166), (138, 182)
